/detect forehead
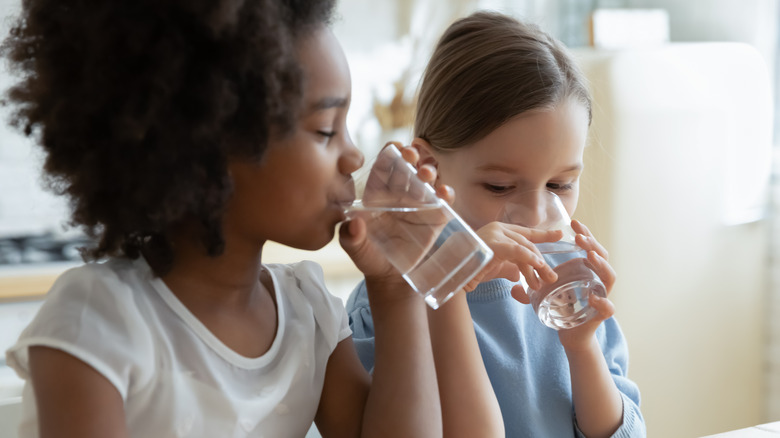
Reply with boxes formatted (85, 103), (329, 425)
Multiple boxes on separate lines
(463, 101), (589, 173)
(296, 27), (351, 111)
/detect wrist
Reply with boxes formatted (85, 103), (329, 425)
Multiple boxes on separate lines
(364, 276), (421, 308)
(562, 336), (601, 359)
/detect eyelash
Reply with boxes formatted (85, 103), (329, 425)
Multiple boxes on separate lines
(483, 182), (575, 194)
(484, 184), (512, 194)
(547, 182), (574, 192)
(317, 130), (336, 139)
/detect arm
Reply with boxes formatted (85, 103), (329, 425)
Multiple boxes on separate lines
(415, 219), (563, 438)
(565, 336), (624, 438)
(314, 338), (369, 437)
(426, 219), (568, 438)
(427, 291), (504, 438)
(28, 346), (127, 438)
(558, 220), (624, 437)
(315, 278), (440, 438)
(362, 278), (441, 437)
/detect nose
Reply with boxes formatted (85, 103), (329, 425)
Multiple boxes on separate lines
(338, 132), (364, 175)
(503, 191), (548, 228)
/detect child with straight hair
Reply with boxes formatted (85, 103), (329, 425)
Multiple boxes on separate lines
(347, 11), (646, 438)
(3, 1), (503, 437)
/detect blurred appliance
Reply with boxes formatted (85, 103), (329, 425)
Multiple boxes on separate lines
(0, 233), (92, 265)
(572, 43), (772, 438)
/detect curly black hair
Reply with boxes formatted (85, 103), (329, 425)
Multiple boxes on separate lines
(2, 0), (336, 274)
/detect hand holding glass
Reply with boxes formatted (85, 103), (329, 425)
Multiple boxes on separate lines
(501, 191), (606, 330)
(344, 144), (493, 309)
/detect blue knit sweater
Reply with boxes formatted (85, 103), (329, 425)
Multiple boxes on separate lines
(346, 278), (646, 438)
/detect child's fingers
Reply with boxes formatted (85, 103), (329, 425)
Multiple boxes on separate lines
(501, 228), (544, 260)
(519, 263), (541, 291)
(575, 232), (609, 261)
(398, 144), (448, 204)
(499, 230), (558, 284)
(534, 261), (557, 284)
(405, 163), (436, 202)
(588, 293), (615, 322)
(572, 220), (609, 259)
(505, 224), (563, 244)
(416, 163), (436, 184)
(510, 283), (530, 304)
(338, 218), (366, 252)
(571, 219), (591, 236)
(434, 183), (455, 205)
(587, 250), (616, 292)
(398, 142), (419, 163)
(463, 275), (483, 292)
(495, 239), (557, 285)
(465, 259), (519, 292)
(493, 260), (521, 283)
(475, 240), (554, 290)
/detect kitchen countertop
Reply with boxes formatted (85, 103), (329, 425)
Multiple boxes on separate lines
(0, 239), (360, 302)
(0, 262), (79, 302)
(703, 422), (780, 437)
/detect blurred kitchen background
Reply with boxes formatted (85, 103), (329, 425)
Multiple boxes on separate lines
(0, 0), (778, 437)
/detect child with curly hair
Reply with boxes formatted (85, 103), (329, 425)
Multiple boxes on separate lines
(347, 11), (646, 438)
(3, 1), (503, 437)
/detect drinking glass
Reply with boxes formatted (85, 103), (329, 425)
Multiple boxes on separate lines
(501, 190), (606, 329)
(344, 144), (493, 309)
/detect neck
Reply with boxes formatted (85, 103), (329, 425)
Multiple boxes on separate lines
(160, 227), (268, 308)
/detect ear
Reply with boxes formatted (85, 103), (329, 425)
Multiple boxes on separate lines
(411, 137), (439, 171)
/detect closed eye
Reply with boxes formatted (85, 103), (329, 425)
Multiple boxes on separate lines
(546, 182), (574, 191)
(483, 184), (513, 194)
(317, 130), (336, 138)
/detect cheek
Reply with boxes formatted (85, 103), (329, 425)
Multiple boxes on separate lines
(562, 192), (580, 217)
(452, 192), (500, 230)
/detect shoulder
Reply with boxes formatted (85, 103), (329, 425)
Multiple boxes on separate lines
(266, 260), (329, 302)
(266, 260), (351, 348)
(39, 258), (145, 317)
(6, 258), (156, 398)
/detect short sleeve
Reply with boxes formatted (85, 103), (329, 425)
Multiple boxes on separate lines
(344, 280), (376, 372)
(5, 263), (155, 400)
(288, 261), (352, 350)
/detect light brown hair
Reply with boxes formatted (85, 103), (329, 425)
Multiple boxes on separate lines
(415, 11), (592, 150)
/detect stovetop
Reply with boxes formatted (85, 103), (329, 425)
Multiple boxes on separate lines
(0, 233), (93, 265)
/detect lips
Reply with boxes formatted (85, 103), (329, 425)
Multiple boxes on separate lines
(335, 178), (356, 208)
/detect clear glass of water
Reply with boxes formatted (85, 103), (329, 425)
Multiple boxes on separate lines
(343, 144), (493, 309)
(501, 190), (606, 330)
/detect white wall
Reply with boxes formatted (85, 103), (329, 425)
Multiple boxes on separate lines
(575, 42), (773, 437)
(0, 0), (70, 237)
(624, 0), (780, 428)
(628, 0), (778, 72)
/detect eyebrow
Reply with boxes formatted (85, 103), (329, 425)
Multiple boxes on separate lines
(476, 164), (583, 174)
(309, 97), (349, 111)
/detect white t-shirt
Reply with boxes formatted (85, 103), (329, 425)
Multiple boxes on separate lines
(6, 257), (351, 438)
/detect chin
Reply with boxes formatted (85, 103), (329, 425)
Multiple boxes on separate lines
(293, 228), (336, 251)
